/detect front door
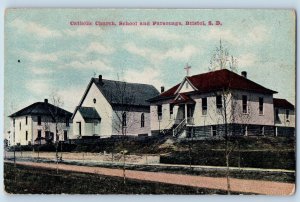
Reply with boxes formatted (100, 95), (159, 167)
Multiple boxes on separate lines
(176, 105), (185, 123)
(187, 104), (195, 125)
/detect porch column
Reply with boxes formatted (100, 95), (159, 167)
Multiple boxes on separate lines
(185, 104), (187, 123)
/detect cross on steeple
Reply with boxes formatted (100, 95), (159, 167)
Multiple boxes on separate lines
(184, 63), (191, 76)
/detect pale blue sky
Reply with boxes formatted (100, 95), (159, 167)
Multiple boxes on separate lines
(4, 9), (295, 131)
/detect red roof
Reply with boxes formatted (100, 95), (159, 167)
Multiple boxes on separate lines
(273, 98), (294, 110)
(172, 93), (195, 104)
(149, 69), (277, 102)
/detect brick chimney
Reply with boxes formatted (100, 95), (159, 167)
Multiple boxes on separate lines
(99, 75), (103, 85)
(44, 99), (48, 103)
(241, 71), (247, 78)
(161, 86), (165, 93)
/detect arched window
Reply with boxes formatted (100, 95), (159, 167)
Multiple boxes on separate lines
(122, 112), (127, 127)
(141, 113), (145, 128)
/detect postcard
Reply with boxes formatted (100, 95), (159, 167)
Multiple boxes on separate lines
(4, 9), (295, 195)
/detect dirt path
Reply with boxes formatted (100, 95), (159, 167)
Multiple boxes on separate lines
(6, 161), (294, 195)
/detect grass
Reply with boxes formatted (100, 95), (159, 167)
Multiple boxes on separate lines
(4, 163), (246, 195)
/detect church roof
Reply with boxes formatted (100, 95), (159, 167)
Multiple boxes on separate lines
(93, 78), (159, 107)
(9, 100), (72, 118)
(273, 98), (294, 110)
(72, 76), (160, 119)
(172, 93), (195, 105)
(149, 69), (277, 102)
(78, 107), (101, 122)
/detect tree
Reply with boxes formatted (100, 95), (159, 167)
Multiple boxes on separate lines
(48, 92), (66, 173)
(209, 39), (238, 73)
(109, 76), (138, 186)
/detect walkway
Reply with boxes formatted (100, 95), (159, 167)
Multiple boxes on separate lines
(5, 161), (295, 195)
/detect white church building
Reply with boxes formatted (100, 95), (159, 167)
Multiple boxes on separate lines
(148, 69), (295, 138)
(70, 75), (159, 139)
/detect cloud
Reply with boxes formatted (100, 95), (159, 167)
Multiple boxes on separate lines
(86, 42), (115, 54)
(10, 19), (104, 39)
(62, 27), (103, 37)
(246, 25), (268, 43)
(11, 19), (61, 38)
(124, 42), (199, 64)
(21, 50), (58, 62)
(238, 53), (256, 67)
(124, 67), (162, 89)
(163, 45), (199, 61)
(203, 28), (240, 45)
(201, 25), (269, 46)
(122, 27), (181, 41)
(65, 59), (113, 71)
(56, 86), (86, 112)
(25, 79), (52, 96)
(30, 66), (53, 75)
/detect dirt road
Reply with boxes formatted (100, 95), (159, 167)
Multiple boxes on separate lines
(6, 161), (294, 195)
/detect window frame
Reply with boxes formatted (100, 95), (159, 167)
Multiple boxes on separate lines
(64, 130), (68, 141)
(242, 95), (248, 114)
(157, 105), (162, 120)
(216, 95), (222, 109)
(37, 116), (42, 125)
(259, 97), (264, 115)
(141, 113), (145, 128)
(169, 104), (174, 118)
(122, 112), (127, 127)
(202, 97), (208, 115)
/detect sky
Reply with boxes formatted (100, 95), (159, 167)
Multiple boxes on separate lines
(4, 9), (295, 132)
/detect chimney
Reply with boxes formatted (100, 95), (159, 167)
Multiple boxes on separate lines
(161, 86), (165, 93)
(241, 71), (247, 78)
(44, 99), (48, 103)
(99, 75), (103, 85)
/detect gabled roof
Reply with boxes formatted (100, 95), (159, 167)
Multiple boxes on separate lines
(93, 78), (159, 107)
(9, 101), (72, 118)
(149, 69), (277, 102)
(78, 107), (101, 122)
(172, 93), (195, 105)
(72, 77), (160, 119)
(273, 98), (294, 110)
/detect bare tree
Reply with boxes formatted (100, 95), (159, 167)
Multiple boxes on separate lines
(48, 92), (66, 173)
(209, 40), (238, 73)
(108, 76), (139, 186)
